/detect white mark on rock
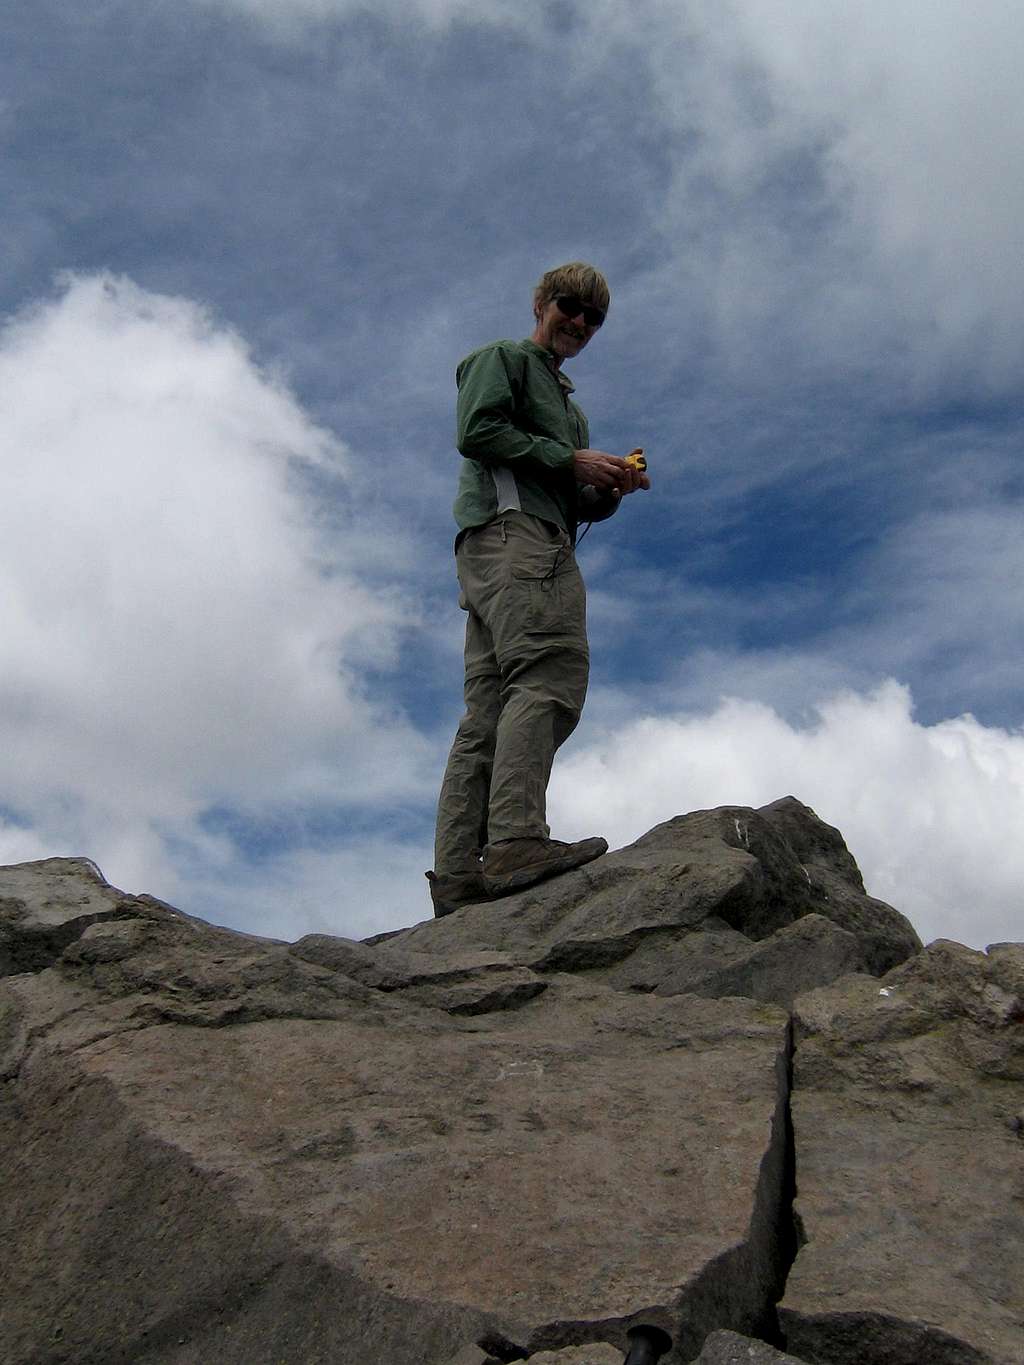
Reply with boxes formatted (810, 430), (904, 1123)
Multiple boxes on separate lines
(734, 819), (749, 847)
(879, 988), (893, 997)
(496, 1059), (544, 1082)
(981, 983), (1020, 1024)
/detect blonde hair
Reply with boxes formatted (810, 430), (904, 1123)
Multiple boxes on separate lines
(533, 262), (610, 317)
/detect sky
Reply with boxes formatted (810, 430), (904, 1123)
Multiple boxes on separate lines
(2, 0), (1022, 950)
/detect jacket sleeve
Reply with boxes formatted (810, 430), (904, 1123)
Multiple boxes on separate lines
(577, 485), (621, 524)
(456, 346), (576, 471)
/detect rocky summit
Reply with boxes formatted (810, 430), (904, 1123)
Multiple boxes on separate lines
(0, 797), (1021, 1365)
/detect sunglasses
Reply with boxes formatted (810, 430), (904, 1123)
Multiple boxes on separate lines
(554, 295), (606, 328)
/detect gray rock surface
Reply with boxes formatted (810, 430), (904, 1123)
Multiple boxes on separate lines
(593, 914), (864, 1010)
(527, 1348), (623, 1364)
(371, 799), (921, 1008)
(757, 797), (923, 976)
(780, 940), (1024, 1365)
(0, 798), (1018, 1365)
(0, 855), (138, 975)
(692, 1329), (812, 1363)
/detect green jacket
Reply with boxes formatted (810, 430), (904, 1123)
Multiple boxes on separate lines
(452, 338), (614, 539)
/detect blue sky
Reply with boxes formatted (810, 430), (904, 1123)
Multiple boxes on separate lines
(2, 0), (1022, 947)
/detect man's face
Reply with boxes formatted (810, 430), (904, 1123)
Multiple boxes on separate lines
(532, 294), (604, 363)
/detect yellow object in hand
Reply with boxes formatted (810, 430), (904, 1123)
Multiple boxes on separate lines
(624, 448), (647, 472)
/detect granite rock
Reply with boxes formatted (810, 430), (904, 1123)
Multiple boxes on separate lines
(0, 799), (1018, 1365)
(780, 941), (1024, 1364)
(373, 800), (921, 1004)
(526, 1348), (623, 1364)
(692, 1329), (813, 1363)
(0, 856), (792, 1363)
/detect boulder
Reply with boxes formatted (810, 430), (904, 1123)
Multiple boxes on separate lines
(780, 941), (1024, 1364)
(0, 798), (1017, 1365)
(692, 1329), (812, 1363)
(526, 1348), (623, 1364)
(372, 801), (921, 1007)
(593, 914), (865, 1010)
(758, 798), (922, 975)
(1, 856), (792, 1364)
(0, 855), (142, 975)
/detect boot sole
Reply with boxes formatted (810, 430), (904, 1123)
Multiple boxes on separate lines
(432, 889), (498, 918)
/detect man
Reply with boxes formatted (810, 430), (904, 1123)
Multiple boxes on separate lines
(428, 262), (650, 917)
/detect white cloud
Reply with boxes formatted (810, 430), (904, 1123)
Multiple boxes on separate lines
(549, 680), (1024, 951)
(181, 0), (1024, 395)
(725, 1), (1024, 388)
(556, 0), (1024, 402)
(185, 838), (434, 941)
(0, 274), (433, 912)
(4, 269), (1015, 951)
(5, 8), (1020, 951)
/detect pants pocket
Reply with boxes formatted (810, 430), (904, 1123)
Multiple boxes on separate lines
(511, 551), (586, 635)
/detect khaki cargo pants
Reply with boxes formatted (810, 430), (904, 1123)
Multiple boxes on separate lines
(433, 512), (589, 873)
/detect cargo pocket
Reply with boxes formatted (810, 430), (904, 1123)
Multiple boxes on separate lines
(511, 547), (586, 636)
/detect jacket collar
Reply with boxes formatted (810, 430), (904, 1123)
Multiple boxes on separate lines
(521, 338), (576, 393)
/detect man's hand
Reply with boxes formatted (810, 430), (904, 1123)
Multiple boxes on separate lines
(573, 448), (651, 495)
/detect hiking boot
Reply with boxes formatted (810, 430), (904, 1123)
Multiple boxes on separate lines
(482, 836), (608, 896)
(425, 868), (489, 918)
